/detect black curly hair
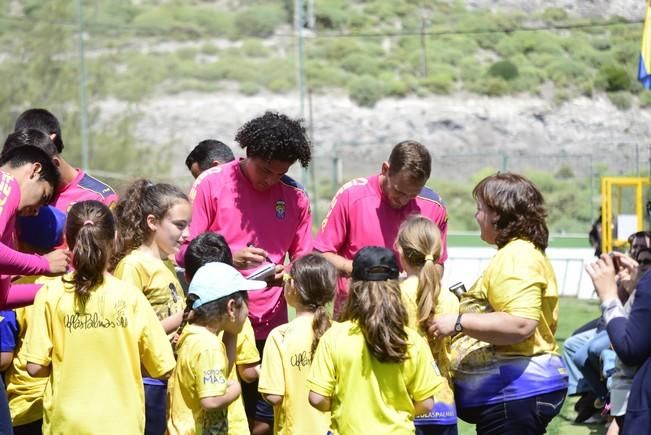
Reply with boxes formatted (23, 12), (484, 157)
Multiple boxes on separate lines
(235, 111), (311, 168)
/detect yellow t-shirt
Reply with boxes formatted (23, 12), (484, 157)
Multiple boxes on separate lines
(167, 318), (259, 435)
(5, 276), (50, 426)
(458, 239), (560, 357)
(259, 315), (331, 435)
(307, 320), (445, 435)
(21, 274), (176, 435)
(113, 249), (185, 321)
(168, 324), (230, 435)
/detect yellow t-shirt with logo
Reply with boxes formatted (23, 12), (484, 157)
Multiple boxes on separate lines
(168, 324), (230, 435)
(114, 249), (185, 321)
(21, 274), (175, 435)
(307, 320), (445, 435)
(259, 314), (331, 435)
(167, 318), (259, 435)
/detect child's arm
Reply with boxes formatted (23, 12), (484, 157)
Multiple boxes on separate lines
(222, 331), (237, 375)
(0, 351), (13, 372)
(26, 362), (50, 377)
(160, 311), (184, 334)
(308, 391), (331, 412)
(413, 397), (435, 416)
(263, 393), (283, 406)
(200, 380), (241, 410)
(237, 362), (259, 383)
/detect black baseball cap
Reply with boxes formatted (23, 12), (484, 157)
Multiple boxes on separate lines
(352, 246), (400, 282)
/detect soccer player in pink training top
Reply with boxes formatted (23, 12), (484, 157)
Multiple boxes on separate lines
(176, 111), (312, 434)
(314, 140), (449, 314)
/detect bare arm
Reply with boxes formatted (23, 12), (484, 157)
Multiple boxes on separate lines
(26, 362), (50, 377)
(414, 397), (435, 416)
(0, 351), (13, 372)
(320, 252), (352, 277)
(309, 391), (332, 412)
(264, 394), (283, 406)
(430, 312), (538, 345)
(200, 380), (241, 410)
(160, 311), (184, 334)
(237, 362), (259, 383)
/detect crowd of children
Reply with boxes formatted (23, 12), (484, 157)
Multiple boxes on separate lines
(3, 106), (648, 435)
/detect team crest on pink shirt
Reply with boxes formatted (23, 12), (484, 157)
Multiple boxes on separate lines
(275, 200), (286, 219)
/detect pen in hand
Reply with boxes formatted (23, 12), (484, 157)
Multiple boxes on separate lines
(247, 242), (275, 264)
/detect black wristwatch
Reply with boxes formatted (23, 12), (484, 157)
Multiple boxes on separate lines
(454, 314), (464, 333)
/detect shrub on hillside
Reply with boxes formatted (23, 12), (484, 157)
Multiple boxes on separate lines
(242, 39), (267, 57)
(607, 91), (632, 110)
(240, 81), (260, 96)
(639, 91), (651, 107)
(420, 71), (455, 94)
(595, 64), (631, 92)
(488, 60), (519, 81)
(546, 60), (591, 86)
(235, 5), (286, 38)
(340, 52), (383, 76)
(542, 7), (568, 22)
(348, 76), (385, 107)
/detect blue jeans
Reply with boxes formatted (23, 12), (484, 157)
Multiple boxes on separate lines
(144, 382), (167, 435)
(458, 389), (567, 435)
(562, 328), (596, 395)
(415, 424), (458, 435)
(572, 330), (610, 401)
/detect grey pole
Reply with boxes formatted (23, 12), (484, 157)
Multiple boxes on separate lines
(76, 0), (90, 171)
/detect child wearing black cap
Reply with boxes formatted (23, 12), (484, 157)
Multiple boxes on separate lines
(307, 246), (446, 434)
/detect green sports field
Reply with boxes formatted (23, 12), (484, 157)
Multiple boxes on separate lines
(448, 232), (589, 249)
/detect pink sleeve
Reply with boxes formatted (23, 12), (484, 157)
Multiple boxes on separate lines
(0, 246), (50, 275)
(3, 283), (42, 309)
(287, 193), (313, 262)
(176, 179), (215, 267)
(314, 188), (349, 254)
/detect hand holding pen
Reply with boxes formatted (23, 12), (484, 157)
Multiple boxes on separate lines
(233, 243), (270, 270)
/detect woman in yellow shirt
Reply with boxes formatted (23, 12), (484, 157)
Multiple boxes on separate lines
(22, 200), (176, 434)
(396, 215), (459, 435)
(258, 253), (336, 435)
(430, 173), (568, 435)
(308, 246), (445, 435)
(112, 179), (191, 435)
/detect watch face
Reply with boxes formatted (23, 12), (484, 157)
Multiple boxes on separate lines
(455, 323), (462, 332)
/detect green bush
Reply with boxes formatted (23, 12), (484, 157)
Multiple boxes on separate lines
(639, 91), (651, 107)
(592, 37), (612, 51)
(242, 39), (268, 57)
(235, 5), (286, 38)
(607, 91), (632, 110)
(348, 76), (385, 107)
(546, 60), (592, 86)
(339, 52), (382, 76)
(268, 78), (293, 93)
(542, 7), (569, 22)
(420, 71), (455, 94)
(488, 60), (519, 81)
(471, 76), (510, 96)
(314, 0), (350, 30)
(595, 64), (632, 92)
(240, 81), (260, 96)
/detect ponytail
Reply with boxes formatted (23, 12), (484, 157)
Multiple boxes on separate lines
(311, 305), (331, 355)
(345, 280), (408, 363)
(289, 253), (337, 355)
(63, 201), (115, 306)
(173, 293), (199, 352)
(416, 259), (442, 333)
(397, 214), (443, 335)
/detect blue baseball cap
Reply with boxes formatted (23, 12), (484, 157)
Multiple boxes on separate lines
(189, 262), (266, 309)
(18, 205), (66, 250)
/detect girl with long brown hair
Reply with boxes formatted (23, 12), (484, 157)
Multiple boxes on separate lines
(23, 200), (174, 434)
(258, 253), (336, 435)
(307, 246), (445, 434)
(397, 215), (459, 435)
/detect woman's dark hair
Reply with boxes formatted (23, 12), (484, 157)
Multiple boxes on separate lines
(235, 111), (311, 168)
(63, 200), (115, 304)
(345, 278), (409, 363)
(473, 172), (549, 252)
(112, 179), (188, 269)
(397, 215), (442, 335)
(184, 232), (233, 279)
(289, 253), (336, 354)
(174, 291), (248, 349)
(3, 129), (58, 157)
